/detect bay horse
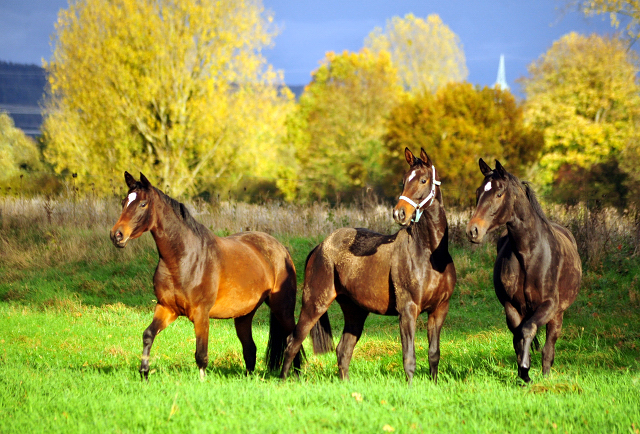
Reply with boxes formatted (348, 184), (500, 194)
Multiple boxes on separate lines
(280, 148), (456, 384)
(466, 159), (582, 383)
(110, 172), (303, 380)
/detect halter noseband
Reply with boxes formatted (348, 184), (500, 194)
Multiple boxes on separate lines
(398, 165), (441, 223)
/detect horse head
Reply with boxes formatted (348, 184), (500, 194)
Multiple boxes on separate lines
(466, 158), (514, 243)
(393, 147), (441, 226)
(110, 171), (155, 248)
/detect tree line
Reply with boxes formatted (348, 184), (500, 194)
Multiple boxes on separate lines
(1, 0), (639, 208)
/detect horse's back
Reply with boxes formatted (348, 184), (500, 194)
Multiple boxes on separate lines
(306, 227), (397, 314)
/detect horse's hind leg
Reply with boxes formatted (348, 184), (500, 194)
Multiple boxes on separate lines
(234, 311), (258, 374)
(427, 300), (450, 384)
(280, 295), (335, 379)
(542, 312), (564, 376)
(140, 304), (177, 381)
(281, 252), (336, 379)
(336, 297), (369, 381)
(520, 299), (558, 373)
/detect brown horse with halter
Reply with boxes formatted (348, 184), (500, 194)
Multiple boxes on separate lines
(280, 148), (456, 384)
(466, 159), (582, 383)
(110, 172), (303, 380)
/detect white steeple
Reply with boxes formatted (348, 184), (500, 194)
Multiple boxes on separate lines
(494, 54), (509, 90)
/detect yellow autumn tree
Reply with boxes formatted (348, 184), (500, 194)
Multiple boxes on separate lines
(285, 50), (404, 201)
(365, 13), (468, 94)
(575, 0), (640, 38)
(43, 0), (293, 197)
(521, 32), (640, 205)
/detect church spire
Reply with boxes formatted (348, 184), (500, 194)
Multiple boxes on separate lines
(494, 54), (509, 90)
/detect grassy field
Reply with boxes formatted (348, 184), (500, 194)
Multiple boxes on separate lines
(0, 198), (639, 433)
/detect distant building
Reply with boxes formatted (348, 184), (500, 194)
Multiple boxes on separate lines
(494, 54), (509, 91)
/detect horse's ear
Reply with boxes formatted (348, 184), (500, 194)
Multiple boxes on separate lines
(479, 158), (493, 176)
(139, 173), (151, 189)
(124, 171), (137, 189)
(495, 160), (507, 177)
(404, 147), (416, 166)
(420, 148), (432, 166)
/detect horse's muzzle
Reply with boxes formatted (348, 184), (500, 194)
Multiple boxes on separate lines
(393, 205), (412, 226)
(466, 219), (486, 244)
(110, 228), (128, 248)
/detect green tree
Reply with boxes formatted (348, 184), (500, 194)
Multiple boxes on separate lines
(365, 14), (468, 94)
(43, 0), (293, 197)
(383, 83), (543, 205)
(0, 112), (43, 191)
(520, 32), (640, 205)
(286, 50), (404, 202)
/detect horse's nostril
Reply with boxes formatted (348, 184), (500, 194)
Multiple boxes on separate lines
(468, 226), (478, 239)
(116, 230), (123, 241)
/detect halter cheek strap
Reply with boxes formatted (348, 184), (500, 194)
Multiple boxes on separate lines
(398, 165), (442, 223)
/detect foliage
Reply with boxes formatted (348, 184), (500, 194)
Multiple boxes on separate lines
(285, 50), (404, 202)
(520, 32), (640, 206)
(0, 113), (44, 190)
(382, 83), (543, 205)
(576, 0), (640, 39)
(42, 0), (294, 197)
(365, 13), (468, 94)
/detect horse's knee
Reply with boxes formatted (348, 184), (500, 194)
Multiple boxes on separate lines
(522, 322), (537, 340)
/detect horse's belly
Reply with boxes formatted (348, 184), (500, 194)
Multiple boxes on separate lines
(338, 268), (394, 315)
(208, 284), (268, 319)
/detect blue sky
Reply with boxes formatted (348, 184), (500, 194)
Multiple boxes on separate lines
(0, 0), (616, 95)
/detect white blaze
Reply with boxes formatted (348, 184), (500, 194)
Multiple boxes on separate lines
(126, 192), (137, 208)
(484, 182), (492, 192)
(407, 170), (416, 182)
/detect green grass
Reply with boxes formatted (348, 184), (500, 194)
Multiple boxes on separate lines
(1, 229), (639, 433)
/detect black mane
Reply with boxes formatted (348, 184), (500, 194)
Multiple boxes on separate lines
(154, 187), (209, 238)
(503, 171), (552, 228)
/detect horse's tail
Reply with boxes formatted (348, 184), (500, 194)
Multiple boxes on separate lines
(310, 311), (334, 354)
(265, 309), (306, 371)
(265, 254), (305, 371)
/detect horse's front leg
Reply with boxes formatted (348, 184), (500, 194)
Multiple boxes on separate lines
(426, 300), (450, 384)
(503, 301), (528, 382)
(398, 300), (419, 385)
(192, 307), (211, 380)
(140, 304), (177, 381)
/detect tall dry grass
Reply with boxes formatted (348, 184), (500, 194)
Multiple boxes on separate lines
(0, 192), (637, 271)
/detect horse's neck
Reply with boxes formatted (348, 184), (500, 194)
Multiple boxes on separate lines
(506, 195), (552, 255)
(150, 198), (209, 264)
(412, 201), (447, 249)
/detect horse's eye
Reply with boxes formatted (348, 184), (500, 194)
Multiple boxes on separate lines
(421, 179), (427, 184)
(496, 193), (503, 198)
(140, 201), (148, 208)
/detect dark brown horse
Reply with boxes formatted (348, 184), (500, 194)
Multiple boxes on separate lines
(466, 159), (582, 383)
(280, 148), (456, 384)
(110, 172), (302, 380)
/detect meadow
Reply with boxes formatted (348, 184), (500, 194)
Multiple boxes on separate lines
(0, 194), (638, 433)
